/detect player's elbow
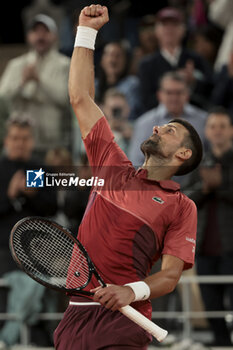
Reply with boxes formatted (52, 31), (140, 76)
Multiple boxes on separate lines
(69, 91), (88, 109)
(166, 274), (180, 294)
(167, 280), (177, 294)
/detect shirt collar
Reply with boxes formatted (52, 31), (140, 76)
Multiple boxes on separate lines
(160, 47), (182, 67)
(136, 168), (180, 191)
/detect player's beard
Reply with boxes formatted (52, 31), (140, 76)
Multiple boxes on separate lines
(140, 134), (164, 159)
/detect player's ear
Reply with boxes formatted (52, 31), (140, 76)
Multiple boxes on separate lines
(175, 148), (192, 161)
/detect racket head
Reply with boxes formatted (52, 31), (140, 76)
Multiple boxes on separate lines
(9, 216), (93, 293)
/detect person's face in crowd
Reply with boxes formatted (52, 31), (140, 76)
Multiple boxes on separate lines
(141, 122), (191, 166)
(155, 19), (185, 48)
(139, 26), (157, 53)
(4, 126), (34, 161)
(194, 34), (216, 64)
(101, 43), (127, 78)
(102, 95), (130, 122)
(205, 113), (233, 148)
(157, 78), (189, 116)
(102, 94), (130, 133)
(27, 23), (57, 55)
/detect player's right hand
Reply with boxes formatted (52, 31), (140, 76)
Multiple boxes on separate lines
(91, 284), (135, 311)
(79, 4), (109, 31)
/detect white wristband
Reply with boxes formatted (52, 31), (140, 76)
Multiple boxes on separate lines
(74, 26), (98, 50)
(125, 281), (150, 302)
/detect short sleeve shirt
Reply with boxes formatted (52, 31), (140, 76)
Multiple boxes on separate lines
(71, 117), (197, 318)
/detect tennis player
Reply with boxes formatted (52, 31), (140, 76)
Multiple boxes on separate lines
(54, 5), (203, 350)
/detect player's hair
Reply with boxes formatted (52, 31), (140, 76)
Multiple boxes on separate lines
(169, 118), (203, 176)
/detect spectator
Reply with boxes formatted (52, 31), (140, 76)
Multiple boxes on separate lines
(211, 49), (233, 120)
(129, 71), (207, 179)
(98, 1), (169, 48)
(208, 0), (233, 71)
(138, 7), (213, 111)
(130, 15), (157, 75)
(184, 107), (233, 347)
(0, 114), (57, 274)
(101, 88), (133, 156)
(192, 25), (222, 68)
(0, 14), (70, 158)
(72, 88), (133, 163)
(21, 0), (65, 48)
(0, 115), (57, 343)
(95, 41), (143, 120)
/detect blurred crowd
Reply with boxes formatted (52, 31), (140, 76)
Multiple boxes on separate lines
(0, 0), (233, 347)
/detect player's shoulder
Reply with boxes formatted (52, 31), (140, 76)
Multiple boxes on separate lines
(179, 191), (197, 214)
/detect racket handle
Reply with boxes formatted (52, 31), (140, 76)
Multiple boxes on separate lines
(119, 305), (168, 342)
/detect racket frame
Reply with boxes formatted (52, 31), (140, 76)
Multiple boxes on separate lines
(9, 216), (103, 295)
(10, 216), (168, 342)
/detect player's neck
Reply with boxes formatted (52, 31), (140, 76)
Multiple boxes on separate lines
(142, 156), (175, 181)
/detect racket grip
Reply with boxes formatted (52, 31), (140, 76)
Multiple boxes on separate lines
(119, 305), (168, 342)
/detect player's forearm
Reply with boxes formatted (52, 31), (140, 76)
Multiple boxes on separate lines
(68, 5), (109, 138)
(144, 255), (184, 299)
(144, 269), (180, 299)
(69, 47), (95, 106)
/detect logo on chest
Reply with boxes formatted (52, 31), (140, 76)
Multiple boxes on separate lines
(152, 196), (164, 204)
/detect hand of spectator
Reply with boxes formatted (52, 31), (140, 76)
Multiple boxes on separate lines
(19, 174), (38, 197)
(8, 170), (38, 199)
(200, 164), (222, 193)
(22, 64), (39, 85)
(79, 4), (109, 31)
(178, 60), (195, 85)
(7, 170), (26, 199)
(227, 52), (233, 77)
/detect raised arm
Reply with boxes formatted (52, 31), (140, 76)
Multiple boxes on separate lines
(69, 5), (109, 138)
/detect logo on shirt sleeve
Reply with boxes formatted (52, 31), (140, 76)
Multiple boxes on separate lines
(152, 196), (164, 204)
(186, 236), (196, 255)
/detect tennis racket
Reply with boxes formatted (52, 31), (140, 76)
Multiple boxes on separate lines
(9, 216), (168, 342)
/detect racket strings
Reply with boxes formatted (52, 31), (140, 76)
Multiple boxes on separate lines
(12, 219), (90, 290)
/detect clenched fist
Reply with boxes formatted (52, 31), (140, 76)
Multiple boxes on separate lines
(79, 4), (109, 31)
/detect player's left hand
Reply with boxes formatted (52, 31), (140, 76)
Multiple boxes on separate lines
(79, 4), (109, 31)
(91, 284), (135, 311)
